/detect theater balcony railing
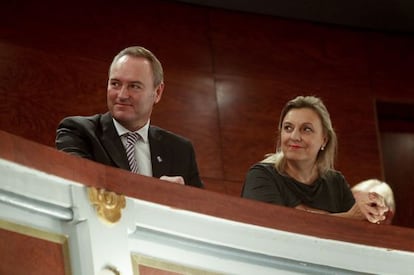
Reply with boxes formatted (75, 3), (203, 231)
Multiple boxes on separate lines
(1, 129), (413, 275)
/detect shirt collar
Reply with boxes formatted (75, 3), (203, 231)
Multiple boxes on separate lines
(112, 119), (150, 143)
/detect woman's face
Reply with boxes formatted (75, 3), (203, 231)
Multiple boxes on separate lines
(280, 107), (327, 165)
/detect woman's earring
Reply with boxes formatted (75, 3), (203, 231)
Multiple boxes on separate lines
(321, 146), (325, 151)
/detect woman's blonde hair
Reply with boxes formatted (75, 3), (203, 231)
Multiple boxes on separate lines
(263, 95), (337, 176)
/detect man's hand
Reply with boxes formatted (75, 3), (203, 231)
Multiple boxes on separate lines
(160, 175), (185, 185)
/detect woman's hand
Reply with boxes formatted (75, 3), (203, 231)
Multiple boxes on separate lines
(295, 193), (389, 224)
(353, 191), (388, 223)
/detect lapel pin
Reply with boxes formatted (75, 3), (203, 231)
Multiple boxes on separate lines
(157, 156), (163, 163)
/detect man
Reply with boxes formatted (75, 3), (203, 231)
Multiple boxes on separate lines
(56, 46), (203, 188)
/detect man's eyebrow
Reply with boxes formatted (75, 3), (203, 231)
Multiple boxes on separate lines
(129, 80), (145, 86)
(108, 78), (144, 85)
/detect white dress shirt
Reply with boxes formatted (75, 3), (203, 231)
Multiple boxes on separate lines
(113, 119), (153, 177)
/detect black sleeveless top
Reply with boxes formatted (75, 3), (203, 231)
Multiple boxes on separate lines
(241, 163), (355, 213)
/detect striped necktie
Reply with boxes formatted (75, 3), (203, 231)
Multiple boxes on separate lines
(125, 132), (140, 173)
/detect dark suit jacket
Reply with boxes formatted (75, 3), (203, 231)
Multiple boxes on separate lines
(55, 112), (203, 188)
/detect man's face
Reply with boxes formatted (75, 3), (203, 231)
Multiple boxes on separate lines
(107, 55), (163, 131)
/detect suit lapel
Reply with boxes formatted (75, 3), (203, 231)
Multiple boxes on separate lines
(100, 113), (130, 170)
(149, 126), (170, 178)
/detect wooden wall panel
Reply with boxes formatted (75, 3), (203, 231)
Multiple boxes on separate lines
(381, 133), (414, 228)
(0, 227), (67, 275)
(210, 15), (328, 89)
(216, 76), (289, 181)
(151, 69), (223, 180)
(0, 1), (213, 73)
(0, 43), (108, 146)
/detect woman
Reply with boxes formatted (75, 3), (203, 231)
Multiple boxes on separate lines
(241, 95), (388, 223)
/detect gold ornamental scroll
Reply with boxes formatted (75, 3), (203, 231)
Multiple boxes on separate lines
(87, 187), (126, 224)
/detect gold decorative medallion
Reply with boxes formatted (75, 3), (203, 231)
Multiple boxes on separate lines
(88, 187), (126, 224)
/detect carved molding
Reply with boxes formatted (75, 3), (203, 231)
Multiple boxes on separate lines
(87, 187), (126, 224)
